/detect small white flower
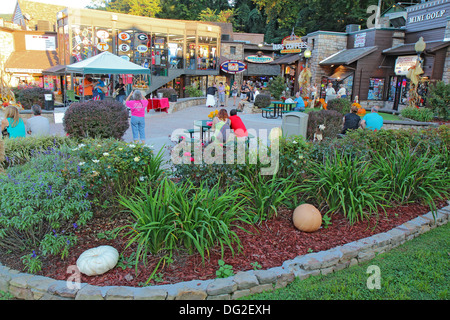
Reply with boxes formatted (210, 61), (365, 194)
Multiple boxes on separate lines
(92, 170), (99, 176)
(139, 176), (146, 181)
(134, 156), (140, 162)
(78, 143), (86, 148)
(299, 155), (304, 160)
(78, 162), (85, 166)
(103, 152), (109, 156)
(129, 144), (136, 148)
(118, 148), (123, 151)
(292, 140), (297, 144)
(319, 124), (326, 131)
(92, 159), (100, 163)
(71, 147), (79, 151)
(97, 144), (102, 147)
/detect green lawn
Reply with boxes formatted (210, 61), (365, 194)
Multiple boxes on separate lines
(242, 222), (450, 300)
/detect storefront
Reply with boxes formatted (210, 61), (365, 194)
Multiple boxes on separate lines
(56, 7), (221, 95)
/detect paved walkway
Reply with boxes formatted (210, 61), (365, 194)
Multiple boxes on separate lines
(52, 98), (283, 161)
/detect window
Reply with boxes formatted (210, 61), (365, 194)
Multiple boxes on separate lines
(230, 46), (236, 55)
(368, 78), (385, 100)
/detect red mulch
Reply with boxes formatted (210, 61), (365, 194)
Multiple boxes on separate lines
(0, 200), (447, 287)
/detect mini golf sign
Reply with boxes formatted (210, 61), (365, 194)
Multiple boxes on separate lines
(220, 60), (247, 74)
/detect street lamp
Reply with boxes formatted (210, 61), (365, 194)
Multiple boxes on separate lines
(304, 48), (311, 67)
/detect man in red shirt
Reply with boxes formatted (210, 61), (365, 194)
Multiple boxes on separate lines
(229, 109), (248, 137)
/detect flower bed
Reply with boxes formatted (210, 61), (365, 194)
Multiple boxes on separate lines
(0, 125), (449, 298)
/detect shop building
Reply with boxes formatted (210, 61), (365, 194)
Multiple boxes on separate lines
(56, 7), (221, 98)
(303, 0), (450, 109)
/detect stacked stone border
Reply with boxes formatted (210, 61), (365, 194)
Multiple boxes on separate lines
(1, 205), (449, 300)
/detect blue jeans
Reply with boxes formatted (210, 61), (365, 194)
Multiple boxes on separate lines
(130, 116), (145, 141)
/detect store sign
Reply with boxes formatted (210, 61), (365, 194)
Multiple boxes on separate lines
(136, 45), (148, 53)
(25, 35), (56, 51)
(137, 33), (148, 41)
(395, 55), (418, 75)
(96, 30), (109, 40)
(354, 32), (366, 48)
(119, 43), (130, 52)
(245, 55), (274, 63)
(118, 32), (131, 41)
(96, 42), (109, 51)
(220, 60), (247, 74)
(408, 9), (446, 23)
(273, 34), (308, 54)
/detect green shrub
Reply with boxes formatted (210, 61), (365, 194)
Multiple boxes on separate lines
(278, 134), (312, 178)
(1, 135), (76, 169)
(267, 76), (285, 100)
(300, 150), (390, 225)
(184, 85), (204, 97)
(326, 98), (351, 115)
(0, 148), (92, 258)
(400, 107), (434, 122)
(306, 109), (343, 141)
(66, 139), (165, 214)
(372, 145), (450, 213)
(427, 81), (450, 120)
(118, 178), (251, 270)
(15, 87), (54, 110)
(253, 94), (271, 108)
(63, 100), (129, 139)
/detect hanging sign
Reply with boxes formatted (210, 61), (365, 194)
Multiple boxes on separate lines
(273, 34), (308, 54)
(220, 60), (247, 74)
(245, 55), (274, 63)
(136, 33), (148, 41)
(118, 32), (131, 41)
(96, 42), (109, 51)
(96, 30), (109, 40)
(395, 55), (419, 75)
(136, 45), (148, 53)
(119, 43), (130, 52)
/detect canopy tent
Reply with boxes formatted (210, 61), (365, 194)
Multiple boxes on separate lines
(66, 51), (150, 75)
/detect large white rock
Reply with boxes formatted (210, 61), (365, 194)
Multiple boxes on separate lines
(76, 245), (119, 276)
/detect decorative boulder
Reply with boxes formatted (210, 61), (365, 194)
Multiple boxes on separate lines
(76, 245), (119, 276)
(293, 204), (322, 232)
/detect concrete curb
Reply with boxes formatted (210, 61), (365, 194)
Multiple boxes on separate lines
(1, 205), (449, 300)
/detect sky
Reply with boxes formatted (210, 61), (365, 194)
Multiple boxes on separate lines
(1, 0), (95, 14)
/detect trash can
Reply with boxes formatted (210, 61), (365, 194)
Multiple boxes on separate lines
(169, 94), (178, 102)
(44, 93), (54, 111)
(281, 112), (309, 139)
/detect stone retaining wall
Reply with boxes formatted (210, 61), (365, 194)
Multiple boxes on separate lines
(168, 97), (207, 114)
(1, 205), (449, 300)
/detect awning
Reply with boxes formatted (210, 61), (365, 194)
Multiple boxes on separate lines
(271, 53), (302, 65)
(5, 50), (60, 74)
(328, 66), (354, 80)
(320, 46), (378, 66)
(42, 65), (66, 75)
(383, 40), (450, 56)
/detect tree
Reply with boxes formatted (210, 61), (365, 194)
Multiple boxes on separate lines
(101, 0), (162, 17)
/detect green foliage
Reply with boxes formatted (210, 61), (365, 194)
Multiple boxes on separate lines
(65, 139), (165, 213)
(15, 87), (54, 109)
(184, 85), (204, 97)
(253, 94), (271, 108)
(216, 259), (235, 278)
(1, 135), (76, 169)
(427, 80), (450, 120)
(267, 76), (285, 100)
(0, 148), (92, 255)
(300, 150), (390, 225)
(63, 100), (129, 140)
(21, 251), (42, 274)
(118, 178), (251, 270)
(400, 107), (434, 122)
(372, 145), (450, 213)
(306, 109), (343, 141)
(278, 134), (312, 177)
(326, 98), (351, 115)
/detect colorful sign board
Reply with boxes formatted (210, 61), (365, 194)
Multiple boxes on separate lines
(395, 55), (418, 75)
(220, 60), (247, 74)
(96, 42), (109, 51)
(245, 55), (274, 63)
(118, 32), (131, 41)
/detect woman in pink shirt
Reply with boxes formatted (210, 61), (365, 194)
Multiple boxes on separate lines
(125, 90), (148, 143)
